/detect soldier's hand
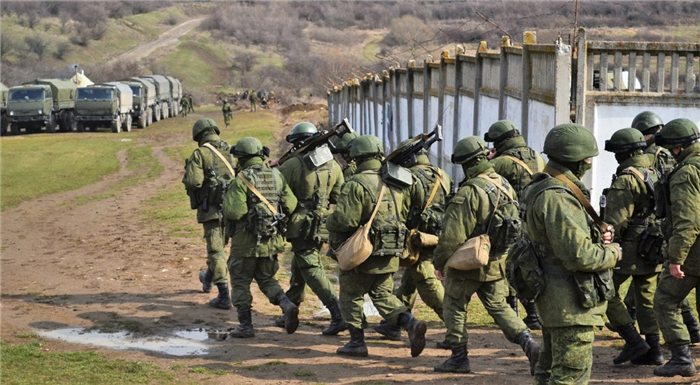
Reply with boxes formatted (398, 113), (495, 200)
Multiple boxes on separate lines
(603, 225), (614, 244)
(670, 263), (685, 279)
(434, 269), (445, 282)
(487, 147), (497, 160)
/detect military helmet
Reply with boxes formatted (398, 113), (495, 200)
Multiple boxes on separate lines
(286, 122), (318, 143)
(484, 120), (519, 142)
(222, 99), (228, 103)
(604, 128), (646, 153)
(230, 137), (264, 158)
(349, 135), (384, 159)
(543, 123), (598, 162)
(631, 111), (664, 135)
(655, 118), (700, 149)
(331, 131), (359, 154)
(192, 118), (220, 141)
(451, 136), (489, 164)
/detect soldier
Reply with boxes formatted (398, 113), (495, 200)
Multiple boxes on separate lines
(652, 119), (700, 377)
(520, 124), (621, 384)
(485, 120), (545, 330)
(602, 128), (662, 366)
(274, 122), (347, 336)
(180, 97), (189, 118)
(222, 99), (233, 128)
(182, 118), (236, 310)
(375, 138), (450, 346)
(330, 130), (359, 179)
(249, 90), (258, 112)
(223, 137), (300, 338)
(188, 93), (195, 114)
(432, 136), (539, 374)
(327, 134), (428, 358)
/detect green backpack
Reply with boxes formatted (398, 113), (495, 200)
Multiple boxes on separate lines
(469, 175), (522, 253)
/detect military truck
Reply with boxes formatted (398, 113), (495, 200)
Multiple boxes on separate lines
(165, 75), (182, 117)
(139, 75), (171, 120)
(0, 83), (8, 135)
(7, 78), (77, 135)
(75, 83), (133, 133)
(121, 78), (156, 128)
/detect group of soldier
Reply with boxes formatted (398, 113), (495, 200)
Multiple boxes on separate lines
(180, 94), (195, 118)
(181, 109), (700, 383)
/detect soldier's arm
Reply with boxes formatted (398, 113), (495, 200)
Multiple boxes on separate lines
(490, 157), (518, 188)
(276, 169), (298, 216)
(667, 166), (700, 266)
(432, 186), (478, 271)
(537, 190), (619, 272)
(604, 175), (639, 239)
(327, 181), (367, 233)
(182, 150), (204, 190)
(329, 161), (344, 204)
(406, 174), (426, 228)
(440, 169), (452, 195)
(223, 178), (248, 221)
(278, 158), (298, 189)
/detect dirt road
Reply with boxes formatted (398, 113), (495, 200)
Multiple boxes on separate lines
(1, 109), (698, 384)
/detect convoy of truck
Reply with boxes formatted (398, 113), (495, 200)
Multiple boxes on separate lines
(2, 74), (183, 135)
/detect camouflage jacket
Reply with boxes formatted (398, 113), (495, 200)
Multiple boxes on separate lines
(222, 103), (232, 115)
(645, 143), (675, 177)
(667, 142), (700, 275)
(343, 160), (357, 180)
(490, 137), (545, 198)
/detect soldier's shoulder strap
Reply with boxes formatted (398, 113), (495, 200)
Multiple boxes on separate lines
(202, 143), (236, 177)
(620, 166), (645, 184)
(503, 155), (534, 176)
(237, 172), (278, 215)
(473, 173), (514, 202)
(415, 165), (448, 195)
(543, 165), (607, 231)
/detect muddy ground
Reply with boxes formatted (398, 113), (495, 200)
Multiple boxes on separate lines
(2, 109), (700, 384)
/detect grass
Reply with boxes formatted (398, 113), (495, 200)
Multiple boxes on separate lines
(362, 36), (383, 63)
(157, 41), (220, 88)
(293, 368), (316, 377)
(1, 341), (182, 385)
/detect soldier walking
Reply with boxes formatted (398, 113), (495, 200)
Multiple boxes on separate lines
(223, 137), (300, 338)
(327, 135), (428, 358)
(652, 119), (700, 377)
(180, 97), (189, 118)
(274, 122), (347, 336)
(432, 136), (539, 374)
(222, 99), (233, 128)
(520, 124), (621, 384)
(249, 90), (258, 112)
(188, 94), (195, 114)
(182, 119), (236, 310)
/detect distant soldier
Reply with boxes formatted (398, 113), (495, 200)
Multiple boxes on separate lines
(188, 94), (195, 114)
(180, 97), (189, 118)
(249, 90), (258, 112)
(182, 118), (236, 310)
(653, 119), (700, 377)
(222, 99), (233, 128)
(485, 120), (545, 330)
(330, 130), (359, 179)
(223, 137), (300, 338)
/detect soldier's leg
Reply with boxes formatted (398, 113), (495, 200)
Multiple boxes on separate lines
(252, 255), (285, 304)
(396, 268), (418, 310)
(654, 269), (698, 346)
(624, 281), (637, 319)
(534, 327), (553, 385)
(680, 297), (700, 343)
(339, 269), (371, 329)
(411, 258), (445, 319)
(284, 251), (306, 305)
(548, 326), (595, 385)
(633, 273), (660, 335)
(606, 272), (634, 331)
(203, 220), (228, 285)
(229, 256), (256, 311)
(291, 248), (337, 306)
(369, 273), (410, 325)
(443, 272), (478, 347)
(476, 278), (528, 342)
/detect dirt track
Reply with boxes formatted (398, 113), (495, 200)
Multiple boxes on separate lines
(2, 110), (700, 384)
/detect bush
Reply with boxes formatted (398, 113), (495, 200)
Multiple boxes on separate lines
(24, 35), (50, 60)
(53, 41), (73, 60)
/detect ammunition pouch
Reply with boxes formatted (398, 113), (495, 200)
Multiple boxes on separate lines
(571, 269), (614, 309)
(638, 226), (665, 265)
(508, 238), (546, 301)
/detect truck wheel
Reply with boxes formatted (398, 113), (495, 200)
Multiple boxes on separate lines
(111, 116), (122, 133)
(137, 113), (146, 129)
(146, 108), (152, 126)
(46, 115), (57, 133)
(122, 115), (132, 132)
(161, 104), (167, 120)
(153, 106), (161, 122)
(10, 123), (20, 135)
(68, 114), (77, 132)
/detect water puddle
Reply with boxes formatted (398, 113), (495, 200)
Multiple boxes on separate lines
(38, 328), (214, 356)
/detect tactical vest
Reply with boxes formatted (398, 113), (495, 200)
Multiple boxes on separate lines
(645, 144), (675, 177)
(499, 147), (542, 197)
(467, 175), (521, 254)
(202, 141), (236, 209)
(354, 172), (408, 258)
(293, 156), (335, 243)
(657, 154), (700, 239)
(239, 163), (285, 250)
(411, 165), (447, 235)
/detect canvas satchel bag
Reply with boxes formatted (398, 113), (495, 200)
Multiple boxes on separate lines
(337, 185), (386, 271)
(400, 171), (446, 267)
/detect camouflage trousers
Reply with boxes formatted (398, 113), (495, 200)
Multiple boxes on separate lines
(606, 272), (659, 335)
(534, 326), (594, 385)
(339, 270), (409, 329)
(395, 257), (444, 320)
(228, 255), (284, 311)
(203, 220), (228, 286)
(443, 272), (527, 347)
(625, 275), (694, 320)
(655, 268), (700, 345)
(223, 113), (232, 127)
(285, 246), (338, 307)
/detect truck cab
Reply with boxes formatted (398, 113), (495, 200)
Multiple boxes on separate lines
(7, 85), (56, 134)
(75, 83), (133, 133)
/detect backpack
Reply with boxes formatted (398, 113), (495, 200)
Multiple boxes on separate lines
(240, 164), (285, 241)
(354, 174), (408, 257)
(412, 165), (448, 236)
(203, 142), (236, 210)
(499, 147), (543, 197)
(507, 237), (545, 301)
(469, 175), (522, 253)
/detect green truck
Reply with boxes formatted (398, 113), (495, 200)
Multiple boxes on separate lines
(0, 83), (8, 135)
(75, 82), (133, 133)
(121, 78), (156, 128)
(6, 78), (77, 135)
(165, 75), (182, 117)
(138, 75), (171, 121)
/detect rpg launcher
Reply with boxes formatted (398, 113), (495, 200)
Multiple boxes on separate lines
(381, 124), (442, 188)
(277, 118), (355, 166)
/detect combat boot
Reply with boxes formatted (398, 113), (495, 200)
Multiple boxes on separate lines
(653, 343), (697, 377)
(208, 283), (232, 309)
(516, 331), (540, 376)
(398, 312), (427, 357)
(434, 344), (471, 373)
(199, 270), (213, 293)
(682, 310), (700, 344)
(522, 301), (542, 331)
(631, 334), (664, 366)
(613, 322), (650, 364)
(276, 293), (299, 334)
(374, 319), (401, 341)
(336, 325), (368, 357)
(436, 339), (451, 350)
(230, 309), (255, 338)
(506, 295), (519, 315)
(322, 301), (348, 336)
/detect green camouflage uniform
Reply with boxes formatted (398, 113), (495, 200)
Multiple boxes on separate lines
(327, 158), (420, 328)
(433, 166), (528, 348)
(182, 131), (235, 286)
(343, 160), (357, 180)
(249, 92), (258, 112)
(521, 161), (620, 384)
(655, 143), (700, 345)
(603, 154), (661, 335)
(397, 154), (451, 318)
(280, 155), (344, 307)
(222, 102), (233, 127)
(645, 144), (675, 178)
(181, 98), (189, 117)
(223, 156), (297, 311)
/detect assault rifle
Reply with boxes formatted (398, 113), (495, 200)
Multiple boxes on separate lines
(383, 124), (443, 167)
(277, 118), (354, 166)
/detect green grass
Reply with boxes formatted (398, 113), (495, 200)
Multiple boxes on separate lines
(362, 36), (382, 63)
(158, 41), (220, 88)
(1, 341), (182, 385)
(0, 135), (133, 210)
(293, 368), (316, 377)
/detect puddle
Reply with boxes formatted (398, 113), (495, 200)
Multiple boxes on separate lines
(38, 328), (211, 356)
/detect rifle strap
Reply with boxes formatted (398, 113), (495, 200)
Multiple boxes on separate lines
(622, 167), (646, 184)
(366, 185), (386, 231)
(477, 173), (515, 202)
(203, 143), (236, 177)
(237, 173), (278, 215)
(503, 155), (533, 176)
(653, 147), (664, 167)
(544, 165), (608, 231)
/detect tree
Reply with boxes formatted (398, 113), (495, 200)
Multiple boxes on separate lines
(383, 15), (435, 59)
(24, 35), (50, 60)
